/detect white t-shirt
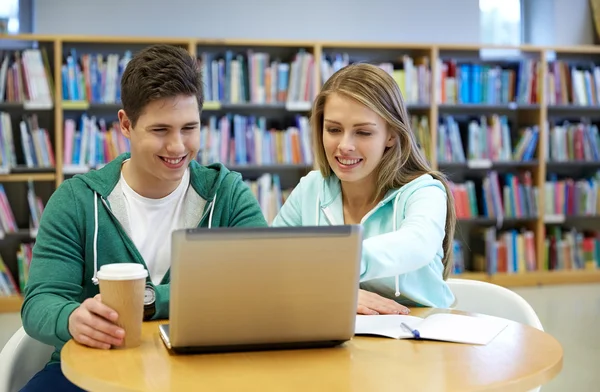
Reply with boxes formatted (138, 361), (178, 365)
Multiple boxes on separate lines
(118, 167), (190, 285)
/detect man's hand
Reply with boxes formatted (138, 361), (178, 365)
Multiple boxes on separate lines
(68, 294), (125, 349)
(357, 289), (410, 315)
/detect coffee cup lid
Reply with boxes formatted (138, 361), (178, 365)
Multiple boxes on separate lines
(97, 263), (148, 281)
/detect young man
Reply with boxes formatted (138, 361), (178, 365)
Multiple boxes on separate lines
(19, 44), (268, 391)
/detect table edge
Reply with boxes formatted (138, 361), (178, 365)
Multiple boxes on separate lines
(60, 309), (565, 392)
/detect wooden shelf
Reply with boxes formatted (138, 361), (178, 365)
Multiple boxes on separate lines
(3, 33), (600, 288)
(457, 216), (538, 226)
(438, 160), (539, 170)
(437, 103), (541, 112)
(0, 295), (23, 313)
(0, 173), (56, 182)
(456, 270), (600, 287)
(228, 163), (313, 171)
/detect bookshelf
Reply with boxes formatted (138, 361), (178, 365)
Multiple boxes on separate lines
(1, 34), (600, 312)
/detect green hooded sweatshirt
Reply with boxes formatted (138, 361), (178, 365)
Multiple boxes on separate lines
(21, 153), (268, 364)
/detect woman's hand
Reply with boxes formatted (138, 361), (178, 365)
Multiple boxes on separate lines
(357, 289), (410, 315)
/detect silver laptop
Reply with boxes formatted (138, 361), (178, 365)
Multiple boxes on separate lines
(159, 225), (363, 354)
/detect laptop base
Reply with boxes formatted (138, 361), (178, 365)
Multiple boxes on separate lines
(159, 324), (347, 355)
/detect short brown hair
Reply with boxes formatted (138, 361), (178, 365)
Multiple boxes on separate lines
(120, 44), (203, 127)
(310, 63), (457, 280)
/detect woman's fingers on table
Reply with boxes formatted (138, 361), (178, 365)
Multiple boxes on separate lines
(358, 289), (410, 315)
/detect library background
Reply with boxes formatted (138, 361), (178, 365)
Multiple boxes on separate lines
(1, 0), (600, 311)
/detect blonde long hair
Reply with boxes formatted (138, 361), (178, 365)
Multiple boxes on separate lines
(310, 63), (457, 280)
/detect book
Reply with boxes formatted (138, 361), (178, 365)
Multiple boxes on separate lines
(354, 313), (509, 345)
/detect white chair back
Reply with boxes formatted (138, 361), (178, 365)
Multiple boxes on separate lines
(447, 278), (544, 330)
(447, 278), (544, 392)
(0, 327), (54, 392)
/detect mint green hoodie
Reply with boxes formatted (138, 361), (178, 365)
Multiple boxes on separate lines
(21, 153), (268, 364)
(272, 170), (455, 308)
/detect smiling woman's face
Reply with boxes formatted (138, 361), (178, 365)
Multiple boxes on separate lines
(322, 92), (394, 186)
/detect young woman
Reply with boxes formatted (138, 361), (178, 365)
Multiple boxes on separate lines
(272, 63), (456, 314)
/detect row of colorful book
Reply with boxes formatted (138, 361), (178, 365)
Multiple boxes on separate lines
(320, 53), (431, 105)
(474, 227), (538, 274)
(449, 170), (538, 220)
(547, 61), (600, 106)
(198, 49), (314, 105)
(411, 115), (432, 163)
(451, 239), (466, 274)
(544, 172), (600, 217)
(63, 113), (313, 169)
(0, 112), (55, 171)
(0, 182), (44, 236)
(7, 45), (600, 109)
(461, 226), (600, 275)
(0, 243), (32, 296)
(545, 122), (600, 162)
(0, 49), (54, 106)
(545, 227), (600, 271)
(197, 114), (312, 167)
(435, 59), (540, 105)
(244, 173), (292, 225)
(63, 115), (130, 168)
(61, 48), (131, 104)
(437, 114), (539, 164)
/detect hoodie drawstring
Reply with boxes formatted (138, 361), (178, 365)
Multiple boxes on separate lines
(208, 191), (217, 229)
(314, 189), (321, 225)
(392, 192), (401, 297)
(317, 180), (403, 298)
(92, 191), (99, 285)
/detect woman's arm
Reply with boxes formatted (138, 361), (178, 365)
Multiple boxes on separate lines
(359, 185), (448, 281)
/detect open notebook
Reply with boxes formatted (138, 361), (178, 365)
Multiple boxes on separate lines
(355, 313), (509, 345)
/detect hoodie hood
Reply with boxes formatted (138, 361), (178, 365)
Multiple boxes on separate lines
(315, 173), (404, 226)
(70, 153), (237, 286)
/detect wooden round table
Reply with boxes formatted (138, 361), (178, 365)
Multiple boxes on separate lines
(61, 308), (563, 392)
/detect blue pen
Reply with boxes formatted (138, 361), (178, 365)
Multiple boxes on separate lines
(401, 322), (421, 339)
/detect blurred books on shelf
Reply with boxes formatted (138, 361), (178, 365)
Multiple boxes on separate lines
(8, 33), (600, 303)
(545, 227), (600, 271)
(437, 114), (538, 164)
(544, 172), (600, 217)
(0, 48), (54, 108)
(198, 49), (315, 107)
(321, 53), (431, 105)
(198, 114), (312, 167)
(63, 115), (130, 169)
(475, 227), (537, 275)
(61, 49), (131, 104)
(546, 60), (600, 106)
(0, 112), (55, 172)
(452, 226), (600, 277)
(0, 243), (33, 297)
(435, 59), (541, 105)
(546, 122), (600, 162)
(412, 115), (431, 163)
(0, 181), (44, 238)
(0, 254), (19, 296)
(245, 173), (291, 225)
(450, 170), (538, 220)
